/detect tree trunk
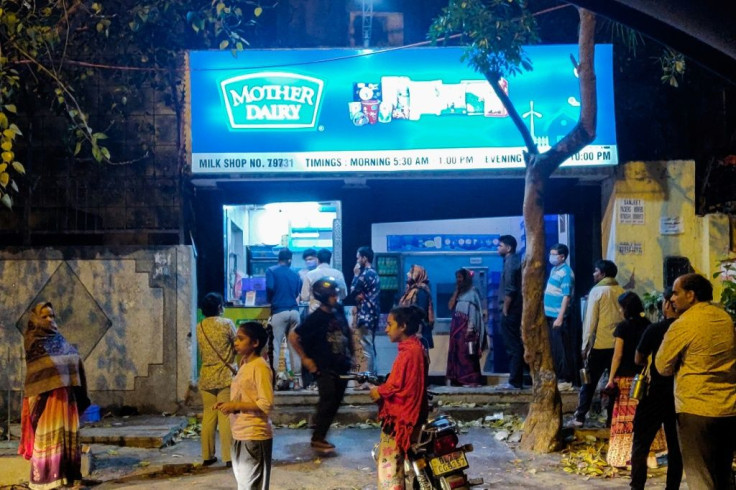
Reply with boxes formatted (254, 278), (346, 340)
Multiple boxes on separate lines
(518, 8), (597, 452)
(518, 157), (563, 452)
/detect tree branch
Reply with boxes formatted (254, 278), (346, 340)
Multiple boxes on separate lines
(484, 69), (539, 158)
(11, 43), (111, 164)
(536, 8), (597, 179)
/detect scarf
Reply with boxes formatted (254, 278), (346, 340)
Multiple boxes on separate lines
(23, 302), (88, 401)
(377, 336), (428, 452)
(399, 266), (435, 326)
(594, 276), (619, 288)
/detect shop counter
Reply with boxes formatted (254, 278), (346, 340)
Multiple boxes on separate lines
(223, 305), (272, 325)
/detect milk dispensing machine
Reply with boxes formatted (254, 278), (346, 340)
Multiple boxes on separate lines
(374, 253), (402, 315)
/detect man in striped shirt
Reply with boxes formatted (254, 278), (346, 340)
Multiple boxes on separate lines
(544, 243), (575, 390)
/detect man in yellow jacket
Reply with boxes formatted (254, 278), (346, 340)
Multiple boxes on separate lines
(656, 273), (736, 490)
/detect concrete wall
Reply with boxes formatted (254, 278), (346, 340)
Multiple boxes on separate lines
(602, 160), (730, 298)
(0, 246), (196, 415)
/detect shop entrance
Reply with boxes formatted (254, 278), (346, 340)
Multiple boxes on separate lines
(223, 201), (342, 305)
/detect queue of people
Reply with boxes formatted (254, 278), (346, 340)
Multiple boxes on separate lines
(230, 244), (736, 490)
(19, 242), (734, 490)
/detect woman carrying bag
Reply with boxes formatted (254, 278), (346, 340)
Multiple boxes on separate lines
(197, 292), (238, 467)
(629, 288), (682, 490)
(604, 292), (664, 468)
(445, 268), (485, 387)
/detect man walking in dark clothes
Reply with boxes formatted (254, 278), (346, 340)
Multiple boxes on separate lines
(496, 235), (524, 390)
(289, 277), (354, 453)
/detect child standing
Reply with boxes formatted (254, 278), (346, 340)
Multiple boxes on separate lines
(215, 322), (274, 490)
(370, 305), (429, 489)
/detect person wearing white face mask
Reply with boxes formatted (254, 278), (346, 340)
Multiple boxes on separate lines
(543, 243), (576, 391)
(299, 248), (319, 283)
(299, 248), (320, 307)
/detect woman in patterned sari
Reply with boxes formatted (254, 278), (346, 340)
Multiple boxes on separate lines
(398, 264), (435, 350)
(446, 268), (485, 386)
(604, 292), (664, 468)
(19, 302), (90, 489)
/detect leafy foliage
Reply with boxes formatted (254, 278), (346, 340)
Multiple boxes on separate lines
(659, 47), (686, 88)
(714, 261), (736, 321)
(428, 0), (539, 78)
(0, 0), (271, 209)
(641, 290), (664, 322)
(606, 21), (645, 58)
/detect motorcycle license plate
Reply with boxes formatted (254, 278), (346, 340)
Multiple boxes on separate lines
(429, 451), (469, 476)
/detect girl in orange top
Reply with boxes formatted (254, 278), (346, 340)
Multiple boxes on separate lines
(215, 322), (274, 490)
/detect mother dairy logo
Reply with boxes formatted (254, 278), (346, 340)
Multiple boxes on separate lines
(221, 72), (324, 129)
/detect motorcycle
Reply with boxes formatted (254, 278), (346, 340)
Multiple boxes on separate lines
(341, 372), (483, 490)
(398, 414), (484, 490)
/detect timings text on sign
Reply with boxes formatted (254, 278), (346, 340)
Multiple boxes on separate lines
(189, 45), (618, 175)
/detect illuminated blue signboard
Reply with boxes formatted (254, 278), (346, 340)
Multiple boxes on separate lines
(189, 46), (617, 174)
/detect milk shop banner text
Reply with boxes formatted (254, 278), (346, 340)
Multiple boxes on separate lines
(189, 45), (618, 175)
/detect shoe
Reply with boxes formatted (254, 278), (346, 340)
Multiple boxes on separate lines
(565, 418), (584, 428)
(225, 461), (232, 468)
(203, 457), (218, 466)
(494, 383), (522, 390)
(557, 381), (574, 391)
(310, 439), (336, 451)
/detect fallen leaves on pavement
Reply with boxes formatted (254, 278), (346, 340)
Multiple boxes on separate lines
(560, 434), (618, 479)
(175, 418), (201, 441)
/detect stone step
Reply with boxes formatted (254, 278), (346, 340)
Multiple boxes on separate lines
(9, 416), (189, 449)
(190, 386), (581, 425)
(79, 416), (189, 449)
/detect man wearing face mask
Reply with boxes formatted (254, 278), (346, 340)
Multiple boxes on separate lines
(543, 244), (575, 390)
(299, 248), (319, 308)
(297, 248), (322, 390)
(299, 249), (319, 284)
(302, 249), (348, 315)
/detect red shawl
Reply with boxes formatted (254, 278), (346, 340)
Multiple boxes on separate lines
(377, 336), (428, 452)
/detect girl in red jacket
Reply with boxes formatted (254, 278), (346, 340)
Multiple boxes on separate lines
(370, 305), (429, 489)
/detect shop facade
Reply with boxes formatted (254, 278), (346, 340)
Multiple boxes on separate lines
(188, 45), (619, 376)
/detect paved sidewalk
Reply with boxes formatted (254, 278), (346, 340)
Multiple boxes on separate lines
(0, 424), (665, 489)
(89, 427), (637, 490)
(0, 387), (670, 489)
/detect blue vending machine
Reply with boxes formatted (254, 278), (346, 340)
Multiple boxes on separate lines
(383, 214), (573, 375)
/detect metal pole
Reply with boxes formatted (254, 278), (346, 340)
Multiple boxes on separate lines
(362, 0), (374, 48)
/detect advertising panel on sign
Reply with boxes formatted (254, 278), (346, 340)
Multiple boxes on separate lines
(189, 45), (618, 175)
